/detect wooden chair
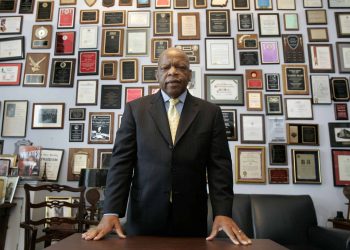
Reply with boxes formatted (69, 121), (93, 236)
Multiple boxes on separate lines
(20, 183), (86, 250)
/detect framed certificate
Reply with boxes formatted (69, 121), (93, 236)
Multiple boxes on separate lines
(269, 143), (287, 165)
(142, 65), (158, 83)
(101, 60), (117, 80)
(0, 16), (22, 35)
(303, 0), (322, 8)
(235, 146), (266, 184)
(153, 11), (173, 36)
(329, 123), (350, 147)
(287, 123), (319, 145)
(265, 73), (280, 92)
(332, 149), (350, 186)
(23, 53), (50, 87)
(178, 12), (200, 40)
(127, 11), (150, 28)
(39, 148), (64, 181)
(330, 77), (350, 102)
(276, 0), (295, 9)
(232, 0), (250, 10)
(120, 58), (138, 83)
(237, 13), (254, 31)
(236, 34), (258, 50)
(0, 0), (17, 12)
(101, 28), (124, 56)
(283, 13), (298, 31)
(125, 87), (144, 103)
(329, 0), (350, 8)
(0, 63), (22, 86)
(307, 28), (329, 42)
(174, 44), (200, 64)
(49, 58), (76, 88)
(246, 91), (263, 111)
(54, 31), (75, 55)
(67, 148), (93, 181)
(292, 149), (321, 184)
(69, 108), (86, 121)
(0, 36), (25, 61)
(76, 80), (98, 106)
(305, 10), (327, 25)
(174, 0), (189, 8)
(194, 0), (207, 8)
(126, 29), (148, 56)
(1, 100), (28, 137)
(206, 10), (230, 36)
(255, 0), (272, 10)
(79, 26), (98, 49)
(258, 13), (280, 37)
(32, 103), (65, 129)
(205, 38), (235, 70)
(31, 25), (52, 49)
(336, 42), (350, 73)
(78, 50), (99, 76)
(102, 10), (125, 26)
(259, 41), (279, 64)
(310, 75), (331, 104)
(265, 94), (283, 115)
(221, 109), (237, 141)
(308, 44), (335, 73)
(282, 34), (305, 63)
(240, 114), (265, 144)
(155, 0), (171, 8)
(57, 7), (75, 29)
(36, 1), (54, 22)
(335, 103), (349, 120)
(268, 168), (289, 184)
(285, 98), (313, 120)
(69, 123), (84, 142)
(282, 64), (309, 95)
(19, 0), (34, 13)
(151, 38), (171, 63)
(100, 85), (122, 109)
(80, 9), (99, 24)
(204, 74), (244, 105)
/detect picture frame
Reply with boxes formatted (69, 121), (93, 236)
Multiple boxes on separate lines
(23, 53), (50, 87)
(329, 122), (350, 147)
(155, 0), (171, 8)
(0, 154), (17, 168)
(126, 29), (148, 56)
(308, 44), (335, 73)
(101, 60), (117, 80)
(101, 28), (124, 57)
(237, 13), (254, 32)
(292, 149), (321, 184)
(268, 168), (289, 184)
(142, 65), (158, 83)
(39, 148), (64, 181)
(67, 148), (93, 181)
(232, 0), (250, 10)
(0, 159), (10, 176)
(69, 108), (86, 121)
(305, 10), (327, 25)
(205, 38), (235, 70)
(188, 65), (202, 98)
(79, 26), (98, 49)
(80, 9), (99, 24)
(0, 140), (3, 154)
(258, 13), (280, 37)
(100, 85), (122, 109)
(120, 58), (138, 83)
(303, 0), (323, 8)
(265, 73), (280, 92)
(0, 36), (25, 61)
(236, 34), (258, 50)
(283, 13), (299, 31)
(265, 94), (283, 115)
(137, 0), (150, 7)
(282, 64), (309, 95)
(97, 149), (112, 169)
(4, 176), (19, 202)
(0, 0), (17, 12)
(174, 0), (189, 8)
(88, 112), (114, 144)
(0, 16), (23, 35)
(307, 28), (329, 42)
(36, 1), (54, 22)
(76, 80), (98, 106)
(151, 38), (171, 63)
(174, 44), (200, 64)
(332, 149), (350, 186)
(102, 10), (125, 27)
(153, 11), (173, 36)
(276, 0), (295, 10)
(245, 69), (263, 89)
(54, 31), (75, 56)
(0, 63), (22, 86)
(255, 0), (272, 10)
(69, 123), (84, 142)
(119, 0), (132, 6)
(125, 87), (144, 104)
(239, 51), (259, 66)
(260, 41), (279, 64)
(127, 10), (151, 28)
(336, 42), (350, 73)
(204, 74), (244, 106)
(18, 145), (41, 178)
(206, 10), (230, 36)
(240, 114), (266, 144)
(49, 58), (76, 88)
(335, 103), (349, 120)
(329, 0), (350, 8)
(246, 91), (263, 111)
(335, 12), (350, 38)
(32, 103), (65, 129)
(221, 109), (237, 141)
(287, 123), (319, 145)
(235, 146), (266, 184)
(330, 77), (350, 102)
(269, 143), (287, 165)
(1, 100), (28, 137)
(31, 25), (53, 49)
(194, 0), (207, 8)
(282, 34), (305, 63)
(57, 7), (75, 29)
(19, 0), (34, 14)
(310, 75), (332, 104)
(78, 50), (99, 76)
(178, 12), (200, 40)
(285, 98), (313, 120)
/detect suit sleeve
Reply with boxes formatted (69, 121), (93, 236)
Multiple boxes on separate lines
(207, 106), (234, 218)
(103, 103), (137, 217)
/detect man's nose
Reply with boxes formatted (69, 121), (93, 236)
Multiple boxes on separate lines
(168, 66), (177, 75)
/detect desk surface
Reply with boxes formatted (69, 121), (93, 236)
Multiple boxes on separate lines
(45, 233), (288, 250)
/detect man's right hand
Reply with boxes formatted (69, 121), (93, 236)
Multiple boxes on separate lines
(82, 215), (126, 240)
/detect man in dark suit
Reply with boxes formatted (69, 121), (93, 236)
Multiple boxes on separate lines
(82, 48), (251, 245)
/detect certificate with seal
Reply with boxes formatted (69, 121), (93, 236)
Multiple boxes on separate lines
(76, 80), (98, 106)
(205, 38), (235, 70)
(240, 114), (265, 144)
(258, 13), (280, 37)
(68, 148), (93, 181)
(0, 63), (22, 86)
(0, 36), (25, 61)
(292, 149), (321, 184)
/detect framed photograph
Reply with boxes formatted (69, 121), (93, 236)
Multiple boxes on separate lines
(308, 44), (335, 73)
(153, 11), (173, 36)
(127, 11), (150, 28)
(32, 103), (65, 129)
(101, 85), (122, 109)
(0, 159), (10, 176)
(335, 12), (350, 38)
(18, 145), (41, 178)
(0, 16), (22, 35)
(329, 0), (350, 8)
(235, 146), (266, 184)
(232, 0), (250, 10)
(269, 143), (287, 165)
(285, 98), (313, 120)
(283, 13), (298, 31)
(307, 28), (329, 42)
(4, 176), (18, 202)
(292, 149), (321, 184)
(206, 10), (230, 36)
(69, 123), (84, 142)
(120, 58), (138, 83)
(310, 75), (331, 104)
(174, 44), (200, 64)
(39, 148), (64, 181)
(268, 168), (289, 184)
(277, 0), (295, 10)
(205, 38), (235, 70)
(142, 65), (158, 83)
(79, 26), (98, 49)
(240, 114), (265, 144)
(0, 36), (25, 61)
(1, 100), (28, 137)
(329, 122), (350, 147)
(67, 148), (94, 181)
(174, 0), (189, 8)
(265, 73), (280, 92)
(155, 0), (171, 8)
(54, 31), (75, 55)
(258, 13), (280, 37)
(97, 149), (112, 169)
(255, 0), (272, 10)
(178, 12), (200, 40)
(19, 0), (35, 13)
(101, 28), (124, 57)
(57, 7), (75, 29)
(282, 64), (309, 95)
(335, 103), (349, 120)
(126, 29), (148, 56)
(36, 1), (54, 22)
(151, 38), (171, 63)
(0, 63), (22, 86)
(221, 109), (237, 141)
(287, 123), (319, 145)
(282, 34), (305, 63)
(260, 41), (279, 64)
(336, 42), (350, 73)
(332, 149), (350, 186)
(31, 25), (53, 49)
(245, 69), (263, 89)
(80, 9), (99, 24)
(88, 112), (114, 144)
(0, 154), (17, 169)
(23, 53), (50, 87)
(76, 80), (98, 106)
(188, 65), (202, 98)
(69, 108), (86, 121)
(194, 0), (207, 8)
(305, 10), (327, 25)
(265, 94), (283, 115)
(49, 58), (75, 88)
(204, 74), (244, 106)
(236, 34), (258, 50)
(237, 13), (254, 32)
(101, 60), (117, 80)
(246, 91), (263, 111)
(331, 77), (350, 102)
(0, 0), (17, 12)
(102, 10), (125, 26)
(304, 0), (323, 8)
(78, 50), (99, 76)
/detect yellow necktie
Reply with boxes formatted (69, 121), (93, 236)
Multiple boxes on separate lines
(168, 98), (180, 143)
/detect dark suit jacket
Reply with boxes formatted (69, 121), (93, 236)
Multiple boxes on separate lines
(103, 91), (233, 236)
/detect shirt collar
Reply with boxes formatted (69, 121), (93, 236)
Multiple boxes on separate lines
(161, 90), (187, 104)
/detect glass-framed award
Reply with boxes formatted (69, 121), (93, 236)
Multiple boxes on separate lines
(237, 13), (254, 31)
(100, 85), (122, 109)
(49, 58), (76, 88)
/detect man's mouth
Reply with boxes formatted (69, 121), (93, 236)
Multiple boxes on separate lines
(166, 79), (181, 84)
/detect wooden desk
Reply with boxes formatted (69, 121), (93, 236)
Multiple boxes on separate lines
(0, 203), (16, 250)
(45, 233), (288, 250)
(328, 219), (350, 230)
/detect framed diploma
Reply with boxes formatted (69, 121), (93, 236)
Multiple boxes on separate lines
(265, 73), (280, 92)
(174, 44), (200, 64)
(330, 77), (350, 102)
(188, 65), (202, 98)
(97, 149), (112, 169)
(79, 26), (98, 49)
(0, 63), (22, 86)
(204, 74), (244, 105)
(308, 44), (335, 73)
(235, 146), (266, 184)
(276, 0), (295, 10)
(282, 64), (309, 95)
(268, 168), (289, 184)
(80, 9), (99, 24)
(336, 42), (350, 73)
(260, 41), (279, 64)
(239, 51), (259, 66)
(206, 10), (230, 36)
(0, 36), (25, 61)
(246, 91), (263, 111)
(194, 0), (206, 8)
(310, 75), (331, 104)
(285, 98), (313, 120)
(137, 0), (150, 7)
(282, 34), (305, 63)
(69, 123), (84, 142)
(54, 31), (75, 55)
(245, 69), (263, 89)
(127, 10), (150, 28)
(100, 85), (122, 109)
(32, 103), (65, 129)
(126, 29), (148, 56)
(151, 38), (171, 63)
(155, 0), (171, 8)
(23, 53), (50, 87)
(102, 10), (125, 26)
(39, 148), (64, 182)
(57, 7), (75, 29)
(101, 60), (117, 80)
(69, 108), (86, 121)
(292, 149), (321, 184)
(236, 34), (258, 50)
(255, 0), (272, 10)
(19, 0), (34, 13)
(283, 13), (298, 31)
(142, 65), (158, 83)
(258, 13), (280, 37)
(120, 58), (138, 83)
(174, 0), (189, 8)
(148, 85), (160, 95)
(101, 28), (124, 56)
(60, 0), (77, 4)
(335, 103), (349, 120)
(232, 0), (250, 10)
(119, 0), (132, 6)
(307, 27), (329, 42)
(31, 25), (52, 49)
(78, 50), (99, 76)
(332, 149), (350, 186)
(205, 38), (235, 70)
(221, 109), (237, 141)
(178, 12), (200, 40)
(304, 0), (322, 8)
(67, 148), (93, 181)
(153, 11), (173, 36)
(329, 122), (350, 147)
(269, 143), (287, 165)
(305, 10), (327, 25)
(0, 16), (22, 35)
(125, 87), (144, 103)
(36, 1), (54, 22)
(287, 123), (319, 145)
(237, 13), (254, 31)
(265, 94), (283, 115)
(240, 114), (265, 144)
(49, 58), (76, 88)
(329, 0), (350, 8)
(1, 100), (28, 137)
(0, 0), (17, 12)
(88, 112), (114, 144)
(76, 80), (98, 106)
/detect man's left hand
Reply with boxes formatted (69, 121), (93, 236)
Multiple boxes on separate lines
(206, 215), (252, 245)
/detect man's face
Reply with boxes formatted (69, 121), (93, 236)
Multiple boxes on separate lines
(157, 48), (191, 98)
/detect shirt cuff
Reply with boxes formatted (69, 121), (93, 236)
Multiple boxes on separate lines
(104, 213), (119, 217)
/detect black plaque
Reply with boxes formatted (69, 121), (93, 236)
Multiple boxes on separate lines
(302, 126), (317, 144)
(154, 41), (168, 59)
(82, 11), (97, 22)
(234, 0), (249, 8)
(19, 0), (34, 13)
(105, 30), (120, 54)
(282, 34), (305, 63)
(69, 123), (84, 142)
(155, 12), (171, 34)
(100, 85), (122, 109)
(208, 11), (229, 36)
(265, 73), (280, 91)
(104, 12), (123, 25)
(103, 0), (114, 6)
(103, 63), (114, 76)
(286, 68), (305, 91)
(238, 13), (253, 31)
(222, 110), (236, 140)
(36, 1), (53, 21)
(0, 0), (17, 12)
(239, 51), (259, 65)
(331, 78), (350, 101)
(143, 66), (157, 82)
(122, 61), (135, 80)
(50, 59), (75, 87)
(270, 144), (287, 165)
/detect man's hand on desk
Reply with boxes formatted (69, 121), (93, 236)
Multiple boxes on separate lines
(206, 215), (252, 245)
(82, 215), (126, 240)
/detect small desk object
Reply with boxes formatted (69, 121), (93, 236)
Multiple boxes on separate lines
(44, 233), (288, 250)
(0, 203), (16, 250)
(328, 218), (350, 231)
